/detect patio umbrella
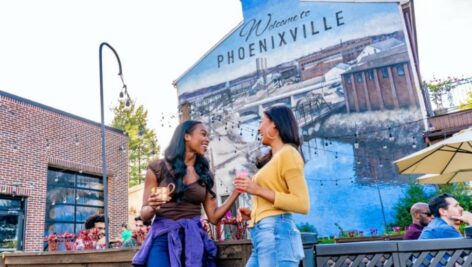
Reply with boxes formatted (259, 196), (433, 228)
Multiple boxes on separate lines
(416, 169), (472, 184)
(394, 128), (472, 174)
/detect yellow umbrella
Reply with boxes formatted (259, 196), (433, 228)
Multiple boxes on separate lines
(416, 169), (472, 184)
(394, 128), (472, 174)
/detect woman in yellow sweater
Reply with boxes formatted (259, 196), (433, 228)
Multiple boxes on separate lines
(234, 104), (310, 267)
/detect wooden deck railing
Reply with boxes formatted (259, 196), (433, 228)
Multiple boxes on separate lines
(0, 240), (252, 267)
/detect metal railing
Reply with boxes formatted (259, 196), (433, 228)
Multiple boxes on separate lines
(315, 238), (472, 267)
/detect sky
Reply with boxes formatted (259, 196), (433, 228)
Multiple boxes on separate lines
(1, 0), (471, 152)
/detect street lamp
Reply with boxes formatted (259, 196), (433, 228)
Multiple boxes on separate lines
(99, 42), (130, 248)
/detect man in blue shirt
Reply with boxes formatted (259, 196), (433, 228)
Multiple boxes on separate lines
(419, 193), (472, 239)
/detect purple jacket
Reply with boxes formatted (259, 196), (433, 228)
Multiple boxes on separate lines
(132, 216), (217, 267)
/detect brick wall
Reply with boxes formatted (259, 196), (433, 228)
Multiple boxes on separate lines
(0, 91), (129, 251)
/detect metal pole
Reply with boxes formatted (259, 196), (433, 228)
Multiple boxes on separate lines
(370, 160), (388, 234)
(99, 42), (126, 248)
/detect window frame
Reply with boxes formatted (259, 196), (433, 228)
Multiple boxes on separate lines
(45, 168), (104, 236)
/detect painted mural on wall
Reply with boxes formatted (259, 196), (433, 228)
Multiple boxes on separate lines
(175, 0), (426, 236)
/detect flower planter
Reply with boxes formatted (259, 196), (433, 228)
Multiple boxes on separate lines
(335, 234), (403, 243)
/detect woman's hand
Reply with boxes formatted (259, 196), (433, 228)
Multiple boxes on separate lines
(147, 192), (169, 211)
(234, 176), (258, 195)
(237, 207), (251, 223)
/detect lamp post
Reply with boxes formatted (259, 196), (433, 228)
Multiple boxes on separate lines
(99, 42), (130, 248)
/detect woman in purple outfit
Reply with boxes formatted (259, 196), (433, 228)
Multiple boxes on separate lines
(133, 120), (239, 267)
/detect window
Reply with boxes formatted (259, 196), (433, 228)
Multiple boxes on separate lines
(355, 73), (363, 83)
(45, 169), (104, 239)
(345, 75), (352, 84)
(367, 70), (374, 81)
(0, 196), (25, 252)
(380, 68), (389, 79)
(396, 64), (405, 76)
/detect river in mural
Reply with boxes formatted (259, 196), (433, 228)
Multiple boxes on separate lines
(235, 108), (431, 237)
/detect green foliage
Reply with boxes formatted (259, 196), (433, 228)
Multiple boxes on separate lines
(317, 237), (335, 244)
(394, 181), (472, 227)
(296, 222), (317, 233)
(334, 222), (346, 237)
(111, 99), (160, 187)
(459, 91), (472, 111)
(427, 78), (454, 109)
(438, 183), (472, 211)
(393, 181), (432, 227)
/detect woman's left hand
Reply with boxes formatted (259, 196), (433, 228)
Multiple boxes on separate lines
(234, 176), (257, 195)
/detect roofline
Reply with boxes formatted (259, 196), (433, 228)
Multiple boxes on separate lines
(342, 58), (409, 75)
(301, 0), (405, 3)
(173, 21), (244, 87)
(0, 90), (126, 135)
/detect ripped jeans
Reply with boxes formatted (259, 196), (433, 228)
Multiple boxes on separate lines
(246, 213), (304, 267)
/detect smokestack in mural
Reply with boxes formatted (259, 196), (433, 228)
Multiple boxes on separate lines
(256, 57), (268, 94)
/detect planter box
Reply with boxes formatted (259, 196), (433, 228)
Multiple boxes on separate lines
(0, 240), (253, 267)
(335, 234), (403, 243)
(1, 248), (138, 267)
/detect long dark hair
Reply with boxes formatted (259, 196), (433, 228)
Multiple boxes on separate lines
(164, 120), (216, 201)
(256, 105), (304, 168)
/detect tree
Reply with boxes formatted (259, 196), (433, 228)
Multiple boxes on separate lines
(459, 90), (472, 111)
(438, 183), (472, 212)
(393, 182), (432, 227)
(111, 98), (160, 187)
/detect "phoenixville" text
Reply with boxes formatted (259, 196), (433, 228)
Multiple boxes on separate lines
(217, 10), (345, 68)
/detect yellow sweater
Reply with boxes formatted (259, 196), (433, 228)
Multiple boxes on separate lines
(249, 144), (310, 227)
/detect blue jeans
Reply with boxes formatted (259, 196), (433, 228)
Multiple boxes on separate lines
(146, 234), (171, 267)
(246, 214), (304, 267)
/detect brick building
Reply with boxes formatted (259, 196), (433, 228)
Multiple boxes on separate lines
(0, 90), (129, 252)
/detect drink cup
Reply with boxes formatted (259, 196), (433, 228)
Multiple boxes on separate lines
(151, 183), (175, 201)
(236, 167), (249, 179)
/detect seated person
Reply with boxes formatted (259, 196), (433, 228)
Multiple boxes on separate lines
(419, 193), (472, 239)
(76, 214), (106, 249)
(404, 202), (433, 240)
(122, 216), (151, 248)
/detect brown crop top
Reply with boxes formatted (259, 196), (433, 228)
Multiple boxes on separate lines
(148, 159), (207, 220)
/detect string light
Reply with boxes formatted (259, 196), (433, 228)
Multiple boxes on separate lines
(354, 133), (359, 149)
(388, 127), (395, 142)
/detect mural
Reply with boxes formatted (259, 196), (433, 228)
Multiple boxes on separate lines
(175, 0), (427, 236)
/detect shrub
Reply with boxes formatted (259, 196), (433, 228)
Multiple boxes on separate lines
(393, 182), (431, 227)
(296, 222), (317, 233)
